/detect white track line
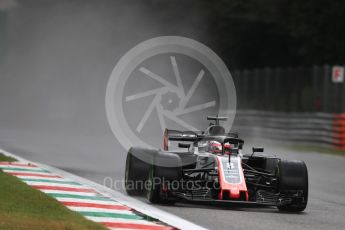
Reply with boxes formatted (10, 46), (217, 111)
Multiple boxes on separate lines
(2, 169), (54, 175)
(0, 162), (38, 167)
(84, 216), (161, 225)
(55, 198), (122, 205)
(23, 181), (86, 188)
(0, 165), (41, 170)
(108, 228), (140, 230)
(12, 175), (65, 180)
(67, 206), (135, 214)
(38, 190), (99, 196)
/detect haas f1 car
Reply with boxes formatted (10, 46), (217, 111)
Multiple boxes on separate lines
(125, 116), (308, 212)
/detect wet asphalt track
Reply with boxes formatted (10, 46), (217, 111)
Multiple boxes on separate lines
(1, 130), (344, 230)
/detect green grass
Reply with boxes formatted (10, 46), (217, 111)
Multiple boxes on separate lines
(0, 159), (107, 230)
(0, 152), (17, 162)
(289, 145), (345, 156)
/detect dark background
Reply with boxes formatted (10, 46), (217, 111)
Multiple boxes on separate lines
(2, 0), (345, 68)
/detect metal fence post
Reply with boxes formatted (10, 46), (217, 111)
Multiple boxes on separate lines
(341, 64), (345, 113)
(242, 69), (249, 110)
(264, 67), (271, 110)
(233, 70), (241, 108)
(274, 67), (281, 111)
(254, 68), (260, 110)
(322, 65), (330, 113)
(286, 67), (293, 112)
(312, 65), (319, 112)
(0, 11), (6, 66)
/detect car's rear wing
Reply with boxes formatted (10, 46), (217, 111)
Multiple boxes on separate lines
(163, 129), (244, 151)
(163, 129), (198, 150)
(164, 129), (198, 141)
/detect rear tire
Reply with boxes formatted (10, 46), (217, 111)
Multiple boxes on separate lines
(277, 160), (308, 212)
(125, 148), (151, 196)
(147, 152), (182, 204)
(147, 165), (162, 203)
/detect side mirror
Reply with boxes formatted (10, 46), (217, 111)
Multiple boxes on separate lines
(252, 147), (264, 153)
(178, 143), (190, 149)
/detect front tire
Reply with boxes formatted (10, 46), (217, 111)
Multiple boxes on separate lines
(277, 160), (308, 212)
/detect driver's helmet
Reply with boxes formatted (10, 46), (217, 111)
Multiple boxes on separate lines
(208, 141), (233, 154)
